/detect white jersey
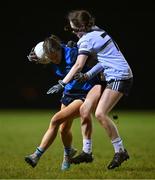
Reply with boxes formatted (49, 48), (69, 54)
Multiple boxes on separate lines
(77, 26), (133, 81)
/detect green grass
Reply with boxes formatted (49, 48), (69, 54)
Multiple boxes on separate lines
(0, 109), (155, 179)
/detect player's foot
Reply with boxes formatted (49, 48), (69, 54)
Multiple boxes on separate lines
(70, 151), (94, 164)
(25, 153), (40, 168)
(61, 148), (77, 171)
(107, 149), (129, 169)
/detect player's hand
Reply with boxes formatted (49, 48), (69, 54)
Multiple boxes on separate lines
(27, 47), (39, 62)
(74, 72), (88, 83)
(46, 80), (66, 94)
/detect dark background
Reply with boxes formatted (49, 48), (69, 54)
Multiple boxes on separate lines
(0, 0), (154, 110)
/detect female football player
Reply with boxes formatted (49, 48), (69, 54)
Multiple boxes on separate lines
(25, 34), (103, 170)
(50, 9), (133, 169)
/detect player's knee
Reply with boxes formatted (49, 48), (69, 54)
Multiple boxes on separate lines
(50, 117), (60, 127)
(95, 110), (106, 122)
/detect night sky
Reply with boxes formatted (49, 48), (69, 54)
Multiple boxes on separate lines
(0, 0), (154, 109)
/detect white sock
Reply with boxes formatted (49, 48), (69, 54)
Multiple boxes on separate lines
(111, 137), (124, 153)
(82, 139), (92, 154)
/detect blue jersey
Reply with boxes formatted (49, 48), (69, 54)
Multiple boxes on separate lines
(51, 43), (100, 95)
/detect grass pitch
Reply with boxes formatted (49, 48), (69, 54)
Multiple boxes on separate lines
(0, 109), (155, 179)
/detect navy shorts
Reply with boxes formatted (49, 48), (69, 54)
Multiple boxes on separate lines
(61, 93), (86, 106)
(106, 78), (133, 96)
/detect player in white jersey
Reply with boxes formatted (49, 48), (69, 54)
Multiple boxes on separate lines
(76, 26), (133, 81)
(50, 9), (133, 169)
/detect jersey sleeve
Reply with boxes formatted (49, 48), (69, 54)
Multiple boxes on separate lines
(78, 39), (93, 56)
(86, 62), (104, 80)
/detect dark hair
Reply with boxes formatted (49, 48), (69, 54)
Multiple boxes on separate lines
(43, 34), (61, 56)
(65, 10), (95, 32)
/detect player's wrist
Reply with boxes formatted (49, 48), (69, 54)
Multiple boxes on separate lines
(84, 73), (89, 80)
(58, 80), (66, 87)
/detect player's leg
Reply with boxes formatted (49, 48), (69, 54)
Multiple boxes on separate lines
(59, 118), (77, 170)
(95, 78), (133, 169)
(59, 104), (73, 148)
(25, 100), (82, 168)
(70, 85), (103, 164)
(95, 88), (122, 139)
(95, 88), (129, 169)
(95, 88), (128, 169)
(80, 85), (103, 139)
(59, 102), (82, 170)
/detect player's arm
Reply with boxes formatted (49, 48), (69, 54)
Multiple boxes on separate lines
(86, 62), (104, 79)
(62, 54), (88, 84)
(74, 62), (104, 82)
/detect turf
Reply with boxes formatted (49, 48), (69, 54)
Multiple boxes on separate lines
(0, 109), (155, 179)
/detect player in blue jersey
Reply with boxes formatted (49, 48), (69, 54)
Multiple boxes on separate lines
(49, 10), (133, 169)
(25, 34), (103, 170)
